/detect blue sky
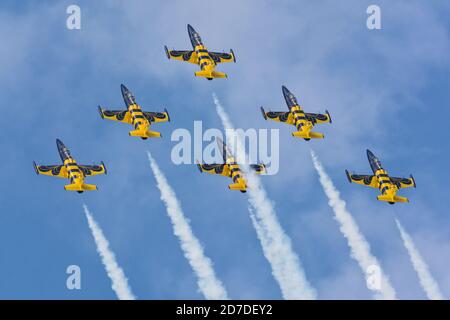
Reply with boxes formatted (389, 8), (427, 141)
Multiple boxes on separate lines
(0, 0), (449, 299)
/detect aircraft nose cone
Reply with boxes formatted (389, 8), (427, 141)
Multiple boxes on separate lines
(282, 85), (298, 108)
(187, 24), (202, 47)
(187, 24), (195, 34)
(56, 138), (64, 148)
(282, 85), (295, 100)
(56, 138), (70, 161)
(121, 83), (136, 107)
(121, 84), (129, 95)
(366, 149), (375, 160)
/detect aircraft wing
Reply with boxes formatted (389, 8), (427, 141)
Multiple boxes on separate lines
(249, 164), (266, 174)
(260, 108), (295, 125)
(197, 163), (230, 177)
(143, 109), (170, 123)
(164, 46), (198, 64)
(78, 162), (107, 176)
(345, 170), (379, 188)
(98, 107), (132, 124)
(305, 111), (332, 124)
(390, 176), (416, 189)
(33, 163), (68, 178)
(209, 50), (236, 64)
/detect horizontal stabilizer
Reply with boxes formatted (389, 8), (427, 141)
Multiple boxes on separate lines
(146, 130), (162, 138)
(309, 132), (325, 139)
(377, 194), (409, 204)
(129, 130), (162, 138)
(64, 183), (98, 192)
(195, 70), (227, 79)
(82, 184), (98, 191)
(228, 182), (246, 192)
(292, 131), (324, 139)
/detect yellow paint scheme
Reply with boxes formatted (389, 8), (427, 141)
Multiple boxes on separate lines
(63, 158), (87, 191)
(34, 164), (68, 178)
(99, 110), (132, 124)
(197, 155), (266, 193)
(262, 111), (295, 125)
(99, 104), (169, 139)
(373, 168), (405, 203)
(346, 169), (416, 204)
(209, 51), (235, 64)
(261, 106), (331, 140)
(346, 173), (379, 188)
(166, 50), (199, 64)
(165, 45), (235, 80)
(390, 176), (416, 189)
(34, 158), (106, 193)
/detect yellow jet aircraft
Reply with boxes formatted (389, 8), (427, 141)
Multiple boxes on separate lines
(33, 139), (107, 193)
(98, 84), (170, 140)
(164, 24), (236, 80)
(346, 149), (416, 204)
(261, 86), (332, 140)
(197, 137), (266, 193)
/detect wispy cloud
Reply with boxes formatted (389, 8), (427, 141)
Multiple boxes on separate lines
(310, 150), (396, 299)
(395, 219), (444, 300)
(213, 93), (316, 300)
(83, 204), (136, 300)
(147, 151), (229, 300)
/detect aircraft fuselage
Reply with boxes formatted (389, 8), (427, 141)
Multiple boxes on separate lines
(226, 157), (247, 192)
(57, 139), (85, 189)
(282, 86), (313, 138)
(188, 24), (217, 79)
(367, 150), (398, 203)
(121, 84), (150, 138)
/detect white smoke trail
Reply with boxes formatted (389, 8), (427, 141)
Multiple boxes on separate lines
(310, 150), (396, 299)
(147, 152), (229, 300)
(213, 93), (317, 300)
(395, 219), (444, 300)
(83, 204), (136, 300)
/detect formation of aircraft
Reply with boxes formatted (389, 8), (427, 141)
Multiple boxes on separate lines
(98, 84), (170, 140)
(33, 24), (416, 203)
(196, 137), (266, 192)
(261, 86), (332, 140)
(33, 139), (107, 193)
(346, 150), (416, 204)
(164, 24), (236, 80)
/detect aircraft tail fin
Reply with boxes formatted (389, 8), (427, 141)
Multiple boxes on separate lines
(195, 70), (227, 79)
(377, 194), (409, 204)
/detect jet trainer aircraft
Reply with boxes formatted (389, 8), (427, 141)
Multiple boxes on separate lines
(164, 24), (236, 80)
(98, 84), (170, 140)
(345, 150), (416, 204)
(261, 86), (332, 140)
(197, 137), (266, 193)
(33, 139), (107, 193)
